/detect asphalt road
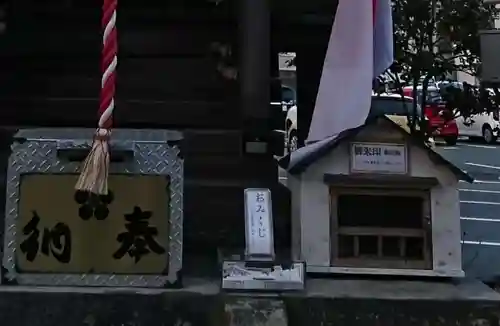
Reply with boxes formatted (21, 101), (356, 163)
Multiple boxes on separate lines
(435, 140), (500, 282)
(279, 139), (500, 282)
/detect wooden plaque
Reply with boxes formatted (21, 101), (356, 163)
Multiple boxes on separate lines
(16, 174), (169, 275)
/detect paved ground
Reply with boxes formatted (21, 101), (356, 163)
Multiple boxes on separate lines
(435, 139), (500, 282)
(279, 139), (500, 282)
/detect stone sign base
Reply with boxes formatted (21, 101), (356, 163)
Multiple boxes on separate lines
(0, 278), (499, 325)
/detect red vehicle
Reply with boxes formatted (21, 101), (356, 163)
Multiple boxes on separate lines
(403, 86), (458, 145)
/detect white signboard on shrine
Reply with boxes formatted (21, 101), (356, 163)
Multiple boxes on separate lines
(350, 142), (408, 174)
(244, 188), (275, 260)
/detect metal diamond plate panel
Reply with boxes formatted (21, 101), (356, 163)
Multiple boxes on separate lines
(2, 129), (184, 287)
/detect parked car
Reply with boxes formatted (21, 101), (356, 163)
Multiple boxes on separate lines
(281, 85), (296, 108)
(285, 105), (298, 151)
(403, 86), (458, 145)
(369, 93), (431, 137)
(455, 112), (500, 143)
(285, 93), (425, 152)
(439, 82), (500, 144)
(369, 93), (419, 119)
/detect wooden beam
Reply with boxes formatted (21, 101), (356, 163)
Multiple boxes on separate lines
(0, 57), (234, 100)
(0, 27), (233, 57)
(239, 0), (271, 127)
(0, 97), (240, 129)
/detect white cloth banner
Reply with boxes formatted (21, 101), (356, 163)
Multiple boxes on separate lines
(307, 0), (393, 143)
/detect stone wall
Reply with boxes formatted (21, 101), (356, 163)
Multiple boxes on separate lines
(286, 297), (500, 326)
(0, 284), (500, 326)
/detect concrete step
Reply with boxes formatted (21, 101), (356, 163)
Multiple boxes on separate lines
(0, 278), (498, 325)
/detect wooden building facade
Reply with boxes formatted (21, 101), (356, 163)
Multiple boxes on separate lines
(0, 0), (336, 275)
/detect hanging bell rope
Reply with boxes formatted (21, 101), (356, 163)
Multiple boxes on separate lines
(75, 0), (117, 195)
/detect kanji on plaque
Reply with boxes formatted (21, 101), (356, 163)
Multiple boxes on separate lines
(20, 211), (72, 264)
(16, 174), (170, 274)
(350, 142), (407, 174)
(113, 206), (166, 263)
(244, 189), (274, 258)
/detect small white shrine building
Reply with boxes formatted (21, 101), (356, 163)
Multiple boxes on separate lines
(279, 115), (473, 278)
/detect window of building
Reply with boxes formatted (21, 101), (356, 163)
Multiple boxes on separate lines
(330, 188), (432, 270)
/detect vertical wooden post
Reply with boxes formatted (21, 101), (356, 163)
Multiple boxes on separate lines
(239, 0), (271, 155)
(295, 45), (327, 147)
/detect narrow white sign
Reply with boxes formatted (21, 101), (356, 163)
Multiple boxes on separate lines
(244, 188), (275, 259)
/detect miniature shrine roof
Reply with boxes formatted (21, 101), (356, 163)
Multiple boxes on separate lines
(278, 115), (474, 183)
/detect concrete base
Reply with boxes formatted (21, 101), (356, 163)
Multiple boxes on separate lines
(0, 278), (499, 325)
(226, 298), (287, 326)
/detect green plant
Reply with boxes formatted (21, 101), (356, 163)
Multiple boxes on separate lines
(391, 0), (500, 131)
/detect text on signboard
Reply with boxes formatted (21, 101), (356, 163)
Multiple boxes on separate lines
(354, 145), (402, 157)
(20, 204), (165, 265)
(252, 192), (268, 239)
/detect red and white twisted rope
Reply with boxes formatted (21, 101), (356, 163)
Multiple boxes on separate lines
(75, 0), (118, 195)
(99, 0), (118, 135)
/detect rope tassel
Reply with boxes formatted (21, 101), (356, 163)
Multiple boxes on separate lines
(75, 0), (117, 195)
